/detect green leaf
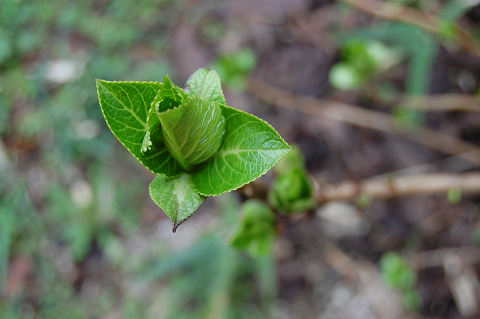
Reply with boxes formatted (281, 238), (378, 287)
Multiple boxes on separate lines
(230, 200), (277, 257)
(192, 105), (291, 196)
(439, 0), (475, 22)
(380, 252), (417, 291)
(273, 144), (305, 174)
(329, 63), (363, 90)
(143, 75), (187, 153)
(96, 80), (182, 177)
(211, 49), (257, 93)
(149, 173), (205, 232)
(447, 187), (462, 204)
(185, 68), (226, 105)
(268, 148), (316, 214)
(401, 288), (422, 311)
(268, 168), (316, 214)
(159, 95), (226, 171)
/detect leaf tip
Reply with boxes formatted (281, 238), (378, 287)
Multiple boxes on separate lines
(172, 223), (179, 233)
(96, 79), (108, 92)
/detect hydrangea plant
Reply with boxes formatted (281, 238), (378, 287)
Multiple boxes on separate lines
(268, 146), (316, 214)
(96, 68), (291, 231)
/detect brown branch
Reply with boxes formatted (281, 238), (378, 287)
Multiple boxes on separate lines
(399, 94), (480, 112)
(248, 78), (480, 166)
(339, 0), (480, 60)
(316, 172), (480, 205)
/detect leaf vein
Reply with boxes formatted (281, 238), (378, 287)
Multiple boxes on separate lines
(114, 85), (147, 128)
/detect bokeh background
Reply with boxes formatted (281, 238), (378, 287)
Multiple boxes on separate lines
(3, 0), (480, 318)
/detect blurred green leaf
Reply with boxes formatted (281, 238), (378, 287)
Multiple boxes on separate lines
(336, 23), (436, 96)
(439, 0), (476, 22)
(402, 288), (422, 311)
(380, 252), (417, 290)
(329, 63), (363, 90)
(211, 49), (257, 93)
(0, 29), (12, 65)
(140, 236), (220, 281)
(0, 301), (22, 319)
(0, 183), (36, 294)
(79, 15), (139, 49)
(0, 0), (23, 26)
(447, 187), (462, 204)
(140, 233), (270, 319)
(342, 39), (385, 74)
(14, 29), (44, 55)
(255, 255), (277, 306)
(64, 219), (96, 262)
(436, 0), (469, 42)
(269, 169), (316, 213)
(0, 196), (16, 293)
(230, 200), (277, 257)
(392, 107), (424, 131)
(329, 39), (394, 90)
(268, 147), (316, 214)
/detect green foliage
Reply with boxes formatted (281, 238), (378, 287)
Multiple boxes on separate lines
(230, 200), (277, 257)
(211, 49), (257, 92)
(1, 0), (477, 317)
(190, 104), (291, 196)
(337, 23), (436, 97)
(143, 238), (266, 319)
(96, 79), (181, 176)
(0, 1), (233, 317)
(392, 107), (424, 132)
(447, 187), (462, 204)
(97, 68), (291, 230)
(0, 189), (19, 294)
(401, 288), (422, 311)
(329, 63), (363, 91)
(381, 252), (416, 290)
(437, 0), (478, 43)
(140, 195), (277, 319)
(471, 226), (480, 246)
(268, 147), (316, 214)
(185, 67), (227, 104)
(329, 39), (393, 90)
(380, 252), (421, 311)
(334, 22), (438, 130)
(149, 174), (205, 232)
(159, 95), (225, 171)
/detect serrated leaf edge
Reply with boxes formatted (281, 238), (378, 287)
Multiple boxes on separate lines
(193, 104), (292, 197)
(148, 174), (205, 233)
(97, 79), (291, 195)
(96, 79), (182, 177)
(171, 202), (203, 232)
(185, 68), (226, 105)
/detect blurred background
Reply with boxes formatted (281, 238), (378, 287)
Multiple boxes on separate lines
(3, 0), (480, 318)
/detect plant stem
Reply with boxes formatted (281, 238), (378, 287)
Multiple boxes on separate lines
(316, 172), (480, 205)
